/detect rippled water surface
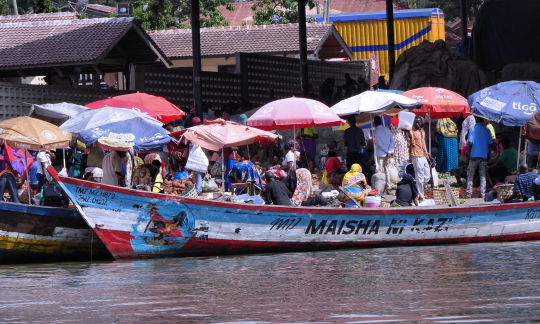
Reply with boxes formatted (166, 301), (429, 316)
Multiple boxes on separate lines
(2, 241), (540, 323)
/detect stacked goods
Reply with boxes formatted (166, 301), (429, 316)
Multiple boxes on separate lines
(163, 179), (195, 196)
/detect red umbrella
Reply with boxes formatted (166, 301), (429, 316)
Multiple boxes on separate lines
(85, 92), (186, 124)
(402, 87), (471, 119)
(246, 97), (344, 130)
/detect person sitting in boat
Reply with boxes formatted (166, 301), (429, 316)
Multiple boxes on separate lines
(83, 167), (103, 183)
(132, 163), (161, 192)
(223, 146), (239, 192)
(505, 164), (539, 202)
(228, 156), (263, 195)
(291, 168), (312, 206)
(0, 145), (20, 203)
(392, 173), (419, 207)
(321, 151), (342, 188)
(263, 171), (293, 206)
(339, 163), (367, 207)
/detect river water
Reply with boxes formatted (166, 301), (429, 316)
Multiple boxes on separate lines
(2, 241), (540, 323)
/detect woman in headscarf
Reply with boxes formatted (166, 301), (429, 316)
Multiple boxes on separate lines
(393, 173), (419, 207)
(291, 168), (312, 206)
(321, 151), (342, 187)
(436, 118), (459, 173)
(339, 163), (367, 207)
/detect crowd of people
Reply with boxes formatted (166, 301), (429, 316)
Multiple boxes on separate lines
(1, 104), (539, 208)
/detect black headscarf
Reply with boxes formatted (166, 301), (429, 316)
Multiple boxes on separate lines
(399, 173), (418, 198)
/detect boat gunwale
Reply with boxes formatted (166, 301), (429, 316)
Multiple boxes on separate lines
(50, 167), (540, 216)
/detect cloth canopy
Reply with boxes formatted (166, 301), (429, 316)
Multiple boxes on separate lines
(403, 87), (470, 119)
(173, 119), (278, 151)
(468, 81), (540, 126)
(85, 92), (185, 124)
(29, 102), (90, 122)
(61, 106), (162, 133)
(247, 97), (344, 130)
(332, 90), (419, 117)
(0, 116), (71, 150)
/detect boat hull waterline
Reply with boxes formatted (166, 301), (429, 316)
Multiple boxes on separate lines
(0, 201), (110, 263)
(52, 170), (540, 260)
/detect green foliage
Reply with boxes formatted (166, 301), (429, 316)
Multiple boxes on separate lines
(132, 0), (176, 29)
(251, 0), (317, 25)
(32, 0), (58, 13)
(0, 0), (9, 15)
(176, 0), (234, 28)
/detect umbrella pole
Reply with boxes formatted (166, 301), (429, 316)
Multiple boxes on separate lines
(247, 145), (251, 160)
(62, 148), (66, 170)
(24, 150), (31, 204)
(428, 113), (431, 156)
(293, 127), (297, 170)
(221, 148), (225, 193)
(372, 115), (379, 171)
(517, 126), (522, 168)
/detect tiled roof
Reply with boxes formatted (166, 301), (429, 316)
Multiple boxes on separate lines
(149, 22), (343, 59)
(86, 4), (116, 13)
(0, 17), (169, 71)
(220, 0), (407, 26)
(0, 12), (78, 23)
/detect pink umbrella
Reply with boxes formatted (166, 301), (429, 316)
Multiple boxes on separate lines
(171, 119), (278, 151)
(85, 92), (186, 124)
(246, 97), (344, 130)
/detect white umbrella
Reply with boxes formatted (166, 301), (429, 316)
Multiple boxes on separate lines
(332, 91), (419, 170)
(29, 102), (90, 121)
(331, 90), (420, 116)
(60, 106), (163, 133)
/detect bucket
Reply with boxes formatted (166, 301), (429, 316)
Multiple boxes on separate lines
(365, 196), (382, 208)
(398, 111), (416, 130)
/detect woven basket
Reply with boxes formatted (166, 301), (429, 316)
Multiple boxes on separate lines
(432, 187), (460, 205)
(496, 184), (514, 202)
(183, 186), (199, 199)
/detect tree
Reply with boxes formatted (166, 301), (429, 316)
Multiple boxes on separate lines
(0, 0), (10, 15)
(251, 0), (317, 25)
(132, 0), (176, 30)
(32, 0), (58, 13)
(176, 0), (234, 28)
(130, 0), (234, 30)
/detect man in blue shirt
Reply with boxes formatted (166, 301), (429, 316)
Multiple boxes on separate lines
(507, 164), (539, 202)
(466, 117), (493, 198)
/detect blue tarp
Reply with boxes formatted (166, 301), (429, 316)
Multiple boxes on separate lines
(468, 81), (540, 126)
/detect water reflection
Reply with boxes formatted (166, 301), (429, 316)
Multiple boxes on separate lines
(1, 241), (540, 323)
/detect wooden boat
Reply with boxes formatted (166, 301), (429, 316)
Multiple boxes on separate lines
(0, 201), (111, 263)
(51, 168), (540, 260)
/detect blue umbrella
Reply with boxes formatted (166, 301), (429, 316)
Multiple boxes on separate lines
(78, 119), (171, 153)
(468, 80), (540, 126)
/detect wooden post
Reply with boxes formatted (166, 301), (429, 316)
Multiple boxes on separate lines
(298, 0), (308, 95)
(191, 0), (203, 118)
(385, 0), (395, 81)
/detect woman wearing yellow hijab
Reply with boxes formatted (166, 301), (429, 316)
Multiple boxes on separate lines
(339, 163), (367, 207)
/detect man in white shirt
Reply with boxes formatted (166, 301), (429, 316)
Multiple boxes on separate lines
(102, 150), (126, 186)
(373, 116), (395, 194)
(36, 150), (54, 183)
(282, 143), (297, 171)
